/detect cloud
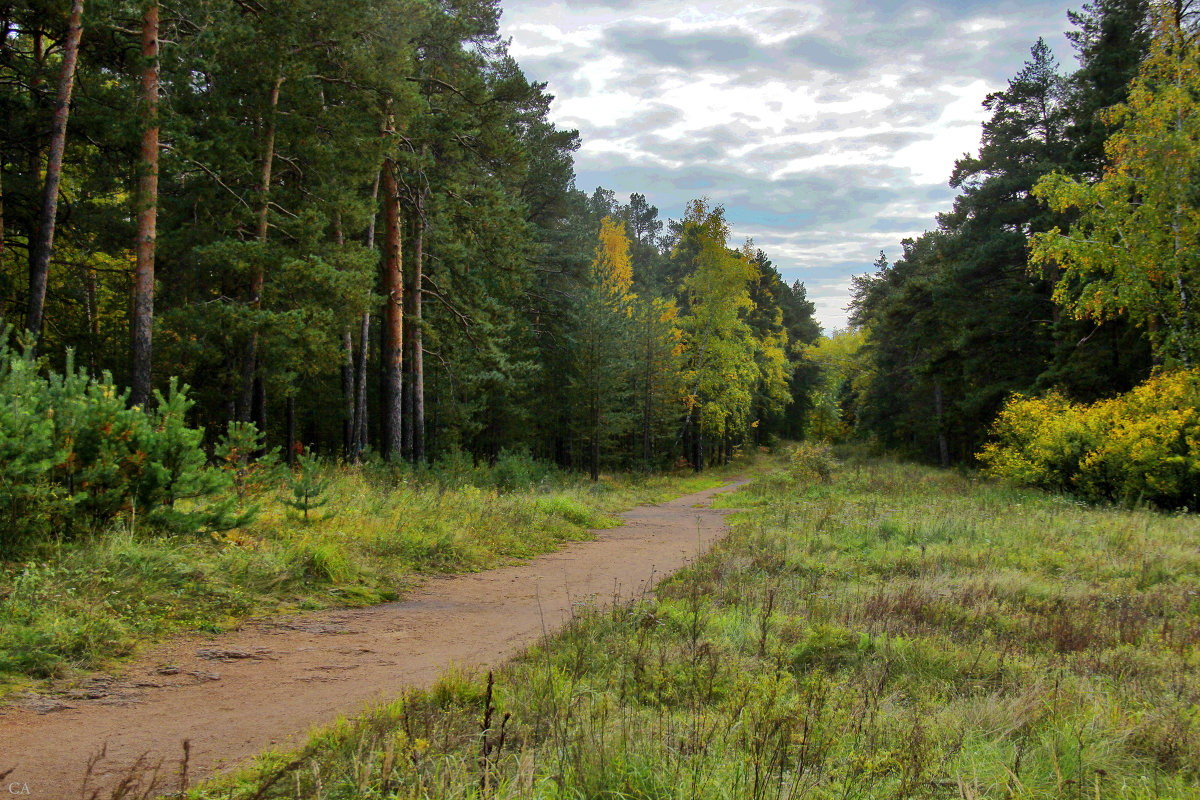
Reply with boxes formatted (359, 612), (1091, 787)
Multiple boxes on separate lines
(502, 0), (1079, 329)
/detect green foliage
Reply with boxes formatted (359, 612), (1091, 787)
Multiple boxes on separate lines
(0, 336), (235, 555)
(802, 328), (870, 441)
(215, 422), (283, 514)
(284, 451), (332, 521)
(1032, 10), (1200, 368)
(981, 369), (1200, 507)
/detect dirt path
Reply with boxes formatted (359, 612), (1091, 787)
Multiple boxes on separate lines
(0, 479), (746, 799)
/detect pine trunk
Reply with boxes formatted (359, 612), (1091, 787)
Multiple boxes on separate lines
(354, 312), (370, 458)
(26, 0), (84, 344)
(286, 394), (296, 468)
(252, 375), (267, 455)
(342, 327), (355, 460)
(0, 21), (6, 268)
(412, 196), (426, 464)
(131, 0), (159, 408)
(84, 266), (98, 372)
(239, 76), (282, 423)
(0, 145), (6, 271)
(380, 160), (403, 460)
(590, 402), (600, 482)
(402, 216), (415, 461)
(352, 168), (381, 460)
(642, 312), (652, 466)
(934, 382), (950, 468)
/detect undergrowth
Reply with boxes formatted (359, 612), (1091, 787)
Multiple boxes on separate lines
(194, 449), (1200, 799)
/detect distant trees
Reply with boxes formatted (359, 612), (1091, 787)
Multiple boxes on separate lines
(839, 3), (1172, 463)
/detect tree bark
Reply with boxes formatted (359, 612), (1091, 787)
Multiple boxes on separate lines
(0, 146), (6, 272)
(352, 168), (381, 460)
(286, 393), (296, 468)
(342, 327), (355, 460)
(239, 75), (282, 423)
(934, 382), (951, 468)
(355, 312), (370, 458)
(590, 401), (600, 482)
(642, 309), (652, 466)
(412, 193), (426, 464)
(26, 0), (84, 344)
(84, 264), (98, 372)
(402, 218), (415, 461)
(380, 159), (403, 460)
(130, 0), (159, 408)
(252, 374), (266, 455)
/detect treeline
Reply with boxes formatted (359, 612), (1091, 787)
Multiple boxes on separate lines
(0, 0), (821, 476)
(828, 0), (1200, 467)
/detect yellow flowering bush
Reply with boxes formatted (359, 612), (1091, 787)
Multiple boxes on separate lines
(980, 371), (1200, 508)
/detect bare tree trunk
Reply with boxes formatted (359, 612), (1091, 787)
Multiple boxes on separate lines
(239, 76), (282, 424)
(381, 159), (403, 460)
(342, 327), (355, 460)
(355, 312), (370, 458)
(642, 309), (652, 466)
(402, 215), (415, 461)
(84, 265), (97, 372)
(352, 169), (381, 460)
(0, 146), (6, 272)
(934, 382), (950, 468)
(0, 17), (8, 264)
(130, 0), (159, 408)
(286, 393), (296, 467)
(26, 0), (84, 344)
(412, 194), (426, 464)
(252, 374), (266, 455)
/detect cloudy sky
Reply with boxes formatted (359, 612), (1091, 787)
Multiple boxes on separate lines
(499, 1), (1081, 331)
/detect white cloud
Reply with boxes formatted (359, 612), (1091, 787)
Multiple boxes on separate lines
(501, 1), (1078, 330)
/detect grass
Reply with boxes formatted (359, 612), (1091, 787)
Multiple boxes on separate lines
(0, 452), (745, 696)
(191, 448), (1200, 799)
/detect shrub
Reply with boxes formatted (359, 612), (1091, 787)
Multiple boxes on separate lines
(790, 441), (836, 484)
(977, 391), (1098, 491)
(0, 334), (248, 555)
(980, 370), (1200, 508)
(490, 448), (555, 492)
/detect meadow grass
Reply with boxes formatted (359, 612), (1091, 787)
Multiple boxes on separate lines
(194, 449), (1200, 799)
(0, 455), (744, 696)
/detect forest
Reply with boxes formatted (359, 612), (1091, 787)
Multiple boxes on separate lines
(823, 0), (1200, 510)
(3, 0), (1200, 797)
(0, 0), (821, 497)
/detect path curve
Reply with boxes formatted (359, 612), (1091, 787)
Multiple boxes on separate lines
(0, 479), (746, 799)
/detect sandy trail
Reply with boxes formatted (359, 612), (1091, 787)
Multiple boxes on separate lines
(0, 479), (746, 800)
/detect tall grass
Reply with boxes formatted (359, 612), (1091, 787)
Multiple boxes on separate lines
(0, 454), (746, 693)
(196, 450), (1200, 799)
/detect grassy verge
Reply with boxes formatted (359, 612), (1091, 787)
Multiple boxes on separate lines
(196, 450), (1200, 799)
(0, 455), (748, 696)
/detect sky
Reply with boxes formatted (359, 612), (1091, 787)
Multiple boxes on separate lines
(498, 0), (1082, 331)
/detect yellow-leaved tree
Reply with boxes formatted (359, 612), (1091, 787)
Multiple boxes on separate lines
(675, 200), (761, 468)
(1031, 9), (1200, 367)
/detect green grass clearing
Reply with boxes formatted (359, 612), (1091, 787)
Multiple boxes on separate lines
(193, 449), (1200, 799)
